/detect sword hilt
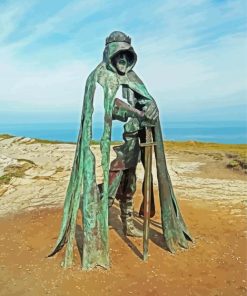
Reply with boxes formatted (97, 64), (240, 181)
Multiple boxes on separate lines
(139, 127), (156, 147)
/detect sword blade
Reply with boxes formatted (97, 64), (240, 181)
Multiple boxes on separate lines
(143, 128), (153, 261)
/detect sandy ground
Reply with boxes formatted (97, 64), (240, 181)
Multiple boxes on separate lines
(0, 136), (246, 295)
(0, 187), (246, 296)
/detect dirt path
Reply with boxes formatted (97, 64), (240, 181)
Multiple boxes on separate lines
(0, 188), (246, 296)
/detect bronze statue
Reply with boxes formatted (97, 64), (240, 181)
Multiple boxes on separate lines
(49, 31), (192, 270)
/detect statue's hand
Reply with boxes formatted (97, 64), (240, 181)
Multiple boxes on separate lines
(143, 100), (159, 122)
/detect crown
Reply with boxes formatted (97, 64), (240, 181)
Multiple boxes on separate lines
(105, 31), (131, 45)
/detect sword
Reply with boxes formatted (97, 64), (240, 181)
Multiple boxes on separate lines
(113, 98), (156, 260)
(140, 126), (156, 261)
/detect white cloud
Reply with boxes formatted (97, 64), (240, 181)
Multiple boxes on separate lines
(0, 0), (246, 123)
(0, 0), (36, 43)
(0, 57), (91, 110)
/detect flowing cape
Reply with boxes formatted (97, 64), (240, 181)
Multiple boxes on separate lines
(49, 63), (192, 270)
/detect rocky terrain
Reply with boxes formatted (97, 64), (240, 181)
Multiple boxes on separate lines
(0, 134), (246, 216)
(0, 134), (246, 295)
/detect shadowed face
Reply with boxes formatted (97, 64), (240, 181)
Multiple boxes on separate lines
(113, 52), (128, 74)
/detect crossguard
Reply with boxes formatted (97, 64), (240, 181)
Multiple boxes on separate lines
(139, 127), (156, 147)
(139, 142), (156, 147)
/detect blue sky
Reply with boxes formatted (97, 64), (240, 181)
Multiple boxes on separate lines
(0, 0), (246, 124)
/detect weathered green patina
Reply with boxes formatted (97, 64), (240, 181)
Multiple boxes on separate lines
(49, 31), (192, 270)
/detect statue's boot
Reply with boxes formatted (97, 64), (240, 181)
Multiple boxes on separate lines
(119, 199), (143, 237)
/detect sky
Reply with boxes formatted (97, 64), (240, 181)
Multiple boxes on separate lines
(0, 0), (246, 124)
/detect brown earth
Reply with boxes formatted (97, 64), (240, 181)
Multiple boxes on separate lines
(0, 136), (246, 295)
(0, 186), (246, 296)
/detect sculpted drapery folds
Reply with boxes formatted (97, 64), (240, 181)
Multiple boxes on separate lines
(49, 31), (192, 270)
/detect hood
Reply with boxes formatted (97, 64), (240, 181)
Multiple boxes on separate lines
(103, 40), (137, 74)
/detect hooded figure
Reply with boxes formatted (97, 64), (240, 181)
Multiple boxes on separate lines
(49, 31), (192, 270)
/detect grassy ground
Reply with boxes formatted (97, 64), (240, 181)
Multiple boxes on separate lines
(0, 134), (14, 140)
(164, 141), (247, 172)
(0, 134), (74, 145)
(0, 160), (36, 186)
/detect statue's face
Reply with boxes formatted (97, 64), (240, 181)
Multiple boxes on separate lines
(113, 52), (128, 74)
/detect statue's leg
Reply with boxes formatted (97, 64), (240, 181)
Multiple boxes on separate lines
(116, 167), (143, 237)
(105, 118), (142, 236)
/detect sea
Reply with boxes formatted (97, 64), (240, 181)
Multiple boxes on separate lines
(0, 121), (246, 144)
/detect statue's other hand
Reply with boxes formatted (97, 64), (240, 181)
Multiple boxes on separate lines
(143, 101), (159, 121)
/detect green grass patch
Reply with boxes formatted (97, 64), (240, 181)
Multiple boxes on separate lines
(164, 140), (246, 153)
(27, 138), (75, 145)
(0, 134), (14, 140)
(0, 161), (35, 186)
(164, 140), (247, 172)
(0, 174), (12, 185)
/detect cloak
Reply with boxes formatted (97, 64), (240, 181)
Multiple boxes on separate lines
(49, 36), (192, 270)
